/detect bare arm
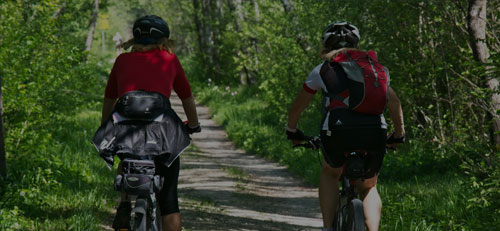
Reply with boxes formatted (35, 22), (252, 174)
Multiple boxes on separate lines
(101, 97), (117, 125)
(287, 89), (315, 130)
(181, 96), (199, 127)
(387, 87), (405, 138)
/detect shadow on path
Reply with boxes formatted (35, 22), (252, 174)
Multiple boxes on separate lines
(171, 94), (322, 231)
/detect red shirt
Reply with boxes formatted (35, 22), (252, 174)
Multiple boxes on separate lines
(105, 49), (192, 99)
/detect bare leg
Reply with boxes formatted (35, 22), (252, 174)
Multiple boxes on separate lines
(319, 159), (343, 228)
(356, 176), (381, 231)
(162, 212), (181, 231)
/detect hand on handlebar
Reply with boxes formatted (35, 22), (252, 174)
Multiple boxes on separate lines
(286, 129), (321, 150)
(386, 132), (405, 150)
(293, 136), (321, 150)
(286, 128), (307, 141)
(184, 121), (201, 134)
(286, 128), (315, 148)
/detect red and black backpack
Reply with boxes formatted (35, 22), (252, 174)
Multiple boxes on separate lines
(320, 50), (389, 115)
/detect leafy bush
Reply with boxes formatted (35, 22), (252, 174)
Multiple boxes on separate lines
(0, 1), (115, 229)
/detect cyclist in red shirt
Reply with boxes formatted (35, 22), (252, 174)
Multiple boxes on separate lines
(286, 22), (405, 231)
(100, 15), (199, 231)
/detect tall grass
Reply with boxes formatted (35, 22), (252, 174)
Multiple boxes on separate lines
(0, 106), (117, 230)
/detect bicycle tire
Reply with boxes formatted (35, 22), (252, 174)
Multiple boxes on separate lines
(132, 198), (147, 231)
(333, 208), (344, 231)
(155, 202), (162, 231)
(147, 195), (162, 231)
(345, 199), (365, 231)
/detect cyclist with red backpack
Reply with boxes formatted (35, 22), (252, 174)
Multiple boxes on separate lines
(286, 21), (405, 231)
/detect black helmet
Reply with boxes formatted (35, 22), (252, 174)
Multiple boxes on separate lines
(133, 15), (170, 45)
(321, 21), (360, 49)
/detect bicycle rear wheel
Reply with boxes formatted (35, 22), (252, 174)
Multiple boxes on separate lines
(333, 208), (344, 231)
(155, 203), (162, 231)
(147, 194), (162, 231)
(345, 199), (365, 231)
(132, 198), (147, 231)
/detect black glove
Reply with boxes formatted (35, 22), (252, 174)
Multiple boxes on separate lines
(387, 132), (405, 144)
(286, 128), (307, 141)
(186, 123), (201, 134)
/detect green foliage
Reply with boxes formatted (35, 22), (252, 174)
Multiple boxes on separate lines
(0, 110), (117, 230)
(0, 0), (115, 229)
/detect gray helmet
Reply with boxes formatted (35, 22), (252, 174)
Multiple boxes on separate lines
(321, 21), (360, 49)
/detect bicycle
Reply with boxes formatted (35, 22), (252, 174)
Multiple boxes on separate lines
(114, 158), (163, 231)
(295, 133), (404, 231)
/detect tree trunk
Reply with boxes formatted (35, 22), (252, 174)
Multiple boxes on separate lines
(0, 75), (6, 179)
(52, 2), (67, 19)
(467, 0), (500, 148)
(250, 0), (260, 84)
(230, 0), (249, 85)
(85, 0), (99, 51)
(201, 0), (214, 57)
(215, 0), (224, 17)
(211, 0), (223, 75)
(199, 0), (214, 76)
(192, 0), (205, 53)
(252, 0), (260, 19)
(280, 0), (310, 55)
(468, 0), (489, 62)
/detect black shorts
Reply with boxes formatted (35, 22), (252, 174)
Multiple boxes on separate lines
(155, 157), (180, 216)
(320, 127), (386, 178)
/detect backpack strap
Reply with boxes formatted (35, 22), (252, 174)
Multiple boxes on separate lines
(324, 90), (349, 107)
(320, 61), (350, 112)
(339, 51), (364, 83)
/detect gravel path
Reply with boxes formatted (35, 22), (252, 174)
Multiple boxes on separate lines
(171, 94), (322, 231)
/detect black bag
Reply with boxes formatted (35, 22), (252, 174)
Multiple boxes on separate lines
(114, 159), (162, 195)
(115, 90), (170, 120)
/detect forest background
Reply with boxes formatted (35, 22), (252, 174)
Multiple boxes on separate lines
(0, 0), (499, 230)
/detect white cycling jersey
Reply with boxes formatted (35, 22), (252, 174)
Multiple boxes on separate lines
(304, 64), (331, 131)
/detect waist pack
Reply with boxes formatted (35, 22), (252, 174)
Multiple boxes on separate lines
(114, 159), (162, 195)
(115, 90), (170, 120)
(322, 50), (389, 115)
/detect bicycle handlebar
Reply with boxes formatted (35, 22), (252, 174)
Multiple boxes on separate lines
(292, 136), (321, 150)
(386, 132), (405, 144)
(293, 132), (406, 150)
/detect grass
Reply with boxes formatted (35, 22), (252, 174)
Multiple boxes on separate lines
(0, 107), (118, 230)
(223, 167), (249, 181)
(379, 173), (470, 230)
(192, 83), (497, 230)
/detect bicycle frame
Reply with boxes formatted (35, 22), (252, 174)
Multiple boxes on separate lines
(334, 151), (367, 231)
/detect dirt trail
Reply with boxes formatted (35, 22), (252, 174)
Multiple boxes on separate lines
(171, 94), (322, 231)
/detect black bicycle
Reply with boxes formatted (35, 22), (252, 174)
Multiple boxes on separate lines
(295, 133), (404, 231)
(114, 158), (163, 231)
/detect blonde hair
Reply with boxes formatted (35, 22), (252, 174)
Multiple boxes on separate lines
(320, 47), (359, 60)
(120, 37), (175, 53)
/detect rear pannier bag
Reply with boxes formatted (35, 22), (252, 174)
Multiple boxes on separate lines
(326, 50), (389, 115)
(114, 159), (162, 195)
(115, 90), (169, 120)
